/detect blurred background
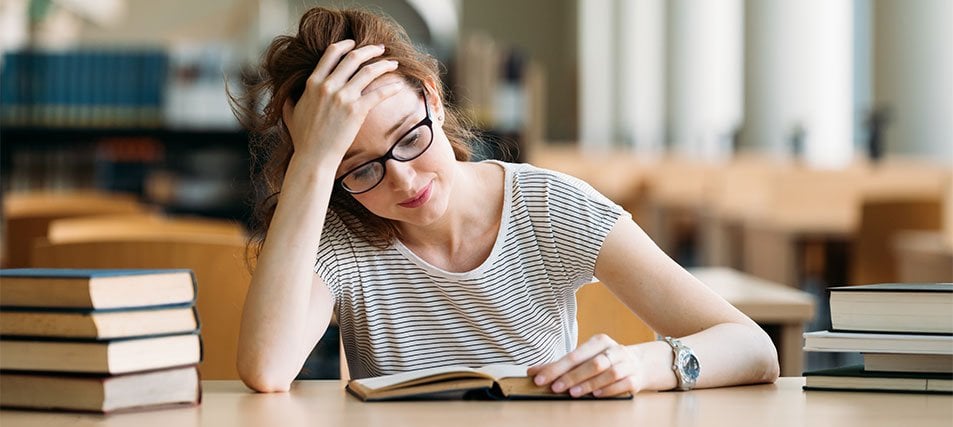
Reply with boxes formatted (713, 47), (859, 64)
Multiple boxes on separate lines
(1, 0), (951, 378)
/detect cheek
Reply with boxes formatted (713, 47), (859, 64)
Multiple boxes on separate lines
(424, 134), (458, 168)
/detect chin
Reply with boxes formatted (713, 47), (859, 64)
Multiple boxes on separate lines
(406, 196), (449, 226)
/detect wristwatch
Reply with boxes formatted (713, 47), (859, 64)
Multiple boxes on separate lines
(663, 336), (700, 391)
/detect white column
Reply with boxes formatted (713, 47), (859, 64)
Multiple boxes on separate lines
(744, 0), (854, 168)
(578, 0), (616, 149)
(874, 0), (953, 163)
(616, 0), (667, 157)
(666, 0), (744, 162)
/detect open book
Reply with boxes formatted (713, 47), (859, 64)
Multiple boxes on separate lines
(346, 364), (633, 401)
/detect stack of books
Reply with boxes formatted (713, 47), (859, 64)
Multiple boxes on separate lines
(0, 269), (203, 413)
(802, 283), (953, 394)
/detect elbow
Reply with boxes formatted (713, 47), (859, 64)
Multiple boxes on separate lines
(761, 354), (781, 383)
(755, 326), (781, 383)
(237, 355), (293, 393)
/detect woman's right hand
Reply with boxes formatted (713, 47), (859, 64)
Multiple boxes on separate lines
(282, 39), (402, 164)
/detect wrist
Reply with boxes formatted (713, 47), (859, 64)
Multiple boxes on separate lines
(286, 151), (341, 185)
(629, 341), (679, 391)
(662, 336), (700, 391)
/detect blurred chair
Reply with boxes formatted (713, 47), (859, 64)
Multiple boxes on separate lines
(2, 191), (149, 267)
(889, 178), (953, 283)
(893, 231), (953, 283)
(850, 199), (943, 285)
(31, 235), (253, 380)
(742, 167), (861, 287)
(575, 282), (656, 347)
(46, 214), (245, 244)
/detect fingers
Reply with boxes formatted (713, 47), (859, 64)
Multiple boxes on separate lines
(343, 59), (399, 95)
(567, 350), (633, 397)
(322, 44), (388, 91)
(308, 39), (357, 85)
(301, 40), (398, 112)
(529, 334), (613, 387)
(529, 334), (638, 398)
(353, 80), (404, 112)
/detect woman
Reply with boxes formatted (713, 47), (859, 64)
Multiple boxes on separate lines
(235, 6), (779, 396)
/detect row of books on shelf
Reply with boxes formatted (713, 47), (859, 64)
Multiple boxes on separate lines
(0, 268), (203, 413)
(0, 45), (240, 129)
(1, 50), (168, 128)
(803, 283), (953, 394)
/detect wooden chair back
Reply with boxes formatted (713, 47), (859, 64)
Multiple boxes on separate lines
(46, 214), (244, 244)
(31, 235), (253, 380)
(893, 231), (953, 283)
(3, 191), (149, 267)
(575, 282), (656, 347)
(851, 199), (943, 284)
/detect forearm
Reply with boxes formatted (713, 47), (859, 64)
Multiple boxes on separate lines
(632, 322), (780, 391)
(238, 155), (338, 391)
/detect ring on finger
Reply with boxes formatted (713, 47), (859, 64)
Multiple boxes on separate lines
(601, 349), (615, 366)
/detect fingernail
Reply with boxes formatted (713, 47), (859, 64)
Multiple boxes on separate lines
(377, 44), (386, 50)
(593, 389), (603, 397)
(534, 375), (546, 386)
(569, 386), (582, 397)
(552, 381), (565, 392)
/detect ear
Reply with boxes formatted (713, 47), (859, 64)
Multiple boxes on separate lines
(422, 79), (445, 122)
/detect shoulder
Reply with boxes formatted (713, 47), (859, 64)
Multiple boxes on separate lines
(493, 161), (610, 205)
(488, 160), (584, 188)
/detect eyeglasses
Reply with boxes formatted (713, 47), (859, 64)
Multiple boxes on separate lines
(335, 91), (434, 194)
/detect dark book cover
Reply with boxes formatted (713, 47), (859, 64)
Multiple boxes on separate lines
(828, 283), (953, 293)
(804, 365), (953, 380)
(0, 268), (194, 280)
(803, 365), (953, 395)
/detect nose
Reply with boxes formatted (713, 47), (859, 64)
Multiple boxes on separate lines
(384, 158), (416, 192)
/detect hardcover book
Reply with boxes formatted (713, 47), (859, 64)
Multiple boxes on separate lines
(346, 364), (633, 401)
(0, 365), (201, 413)
(803, 330), (953, 355)
(862, 353), (953, 374)
(0, 269), (196, 310)
(804, 365), (953, 394)
(0, 332), (202, 374)
(0, 303), (198, 339)
(828, 283), (953, 334)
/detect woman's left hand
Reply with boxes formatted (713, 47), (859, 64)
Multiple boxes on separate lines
(527, 334), (644, 398)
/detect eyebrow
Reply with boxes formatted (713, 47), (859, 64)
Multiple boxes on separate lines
(341, 110), (415, 164)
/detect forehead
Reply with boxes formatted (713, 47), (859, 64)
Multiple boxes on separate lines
(352, 76), (421, 147)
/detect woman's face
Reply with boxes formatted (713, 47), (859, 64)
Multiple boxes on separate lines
(335, 75), (457, 227)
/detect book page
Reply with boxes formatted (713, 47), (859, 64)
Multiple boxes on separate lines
(352, 365), (486, 390)
(475, 364), (530, 380)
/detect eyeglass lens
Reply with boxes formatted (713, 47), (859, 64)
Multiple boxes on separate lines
(341, 123), (433, 193)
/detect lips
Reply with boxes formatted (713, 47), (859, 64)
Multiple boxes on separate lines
(398, 181), (433, 208)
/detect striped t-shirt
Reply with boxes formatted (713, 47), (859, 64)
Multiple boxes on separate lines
(315, 161), (627, 379)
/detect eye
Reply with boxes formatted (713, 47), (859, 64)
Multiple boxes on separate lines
(350, 164), (378, 181)
(397, 129), (421, 148)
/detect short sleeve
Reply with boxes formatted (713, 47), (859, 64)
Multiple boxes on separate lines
(535, 167), (630, 289)
(313, 209), (353, 302)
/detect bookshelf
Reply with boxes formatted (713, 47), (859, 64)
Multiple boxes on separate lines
(0, 126), (252, 224)
(1, 45), (252, 224)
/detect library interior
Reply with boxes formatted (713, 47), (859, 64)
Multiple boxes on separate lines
(0, 0), (951, 425)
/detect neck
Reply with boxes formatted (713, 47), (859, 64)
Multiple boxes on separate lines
(397, 162), (503, 262)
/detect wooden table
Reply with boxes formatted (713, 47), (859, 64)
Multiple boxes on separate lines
(2, 378), (950, 426)
(690, 267), (816, 377)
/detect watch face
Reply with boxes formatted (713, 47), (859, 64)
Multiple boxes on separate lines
(678, 352), (700, 381)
